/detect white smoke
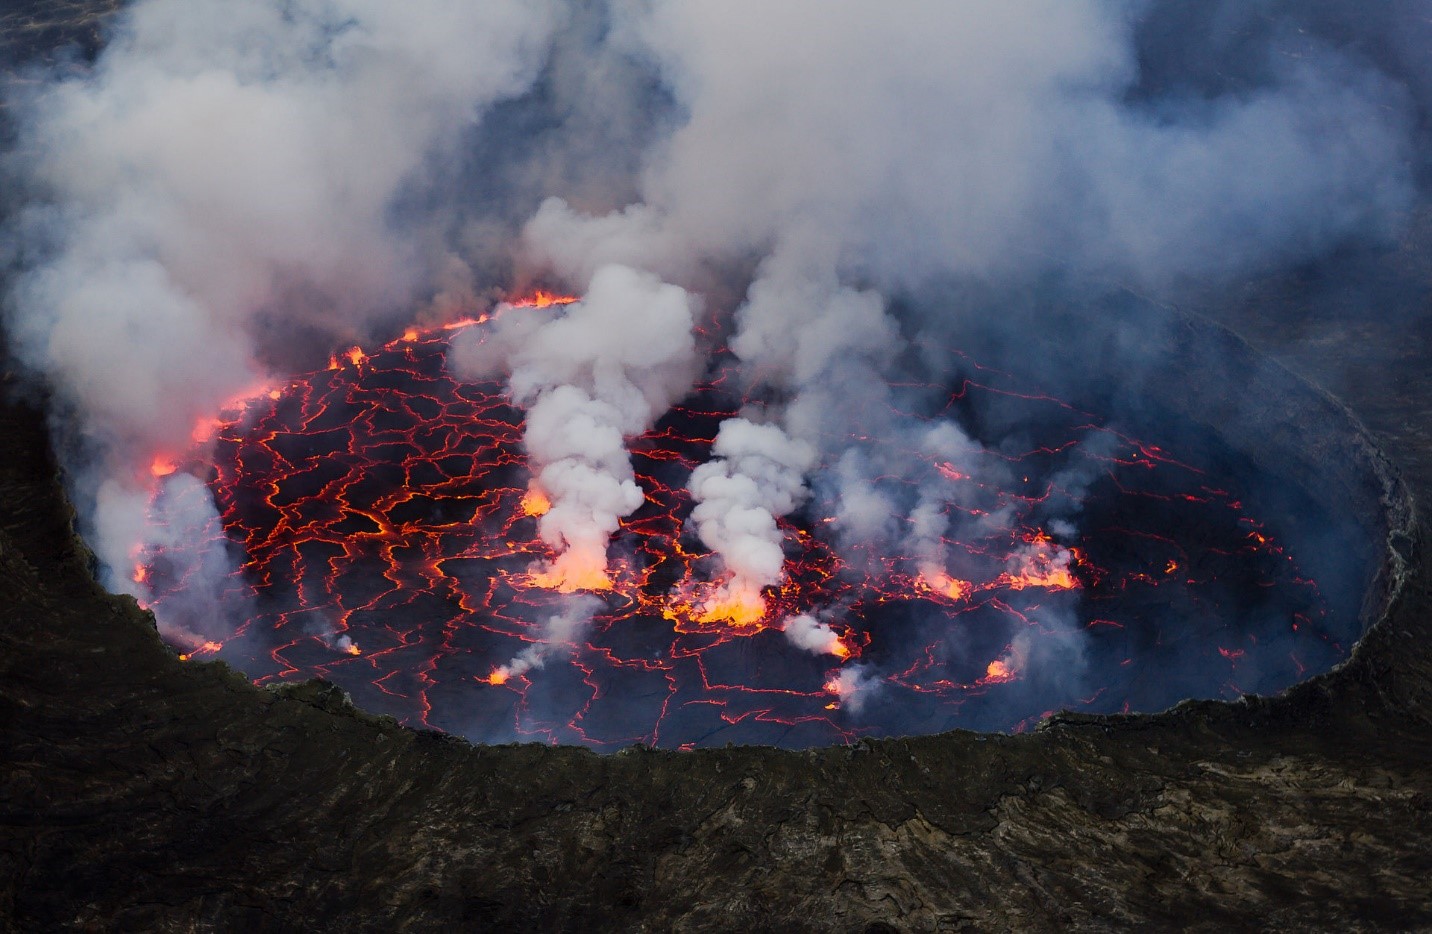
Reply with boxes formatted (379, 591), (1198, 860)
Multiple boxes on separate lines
(490, 595), (602, 682)
(615, 1), (1411, 288)
(826, 663), (881, 714)
(782, 612), (846, 657)
(4, 0), (560, 625)
(2, 0), (1421, 707)
(684, 418), (815, 621)
(449, 263), (697, 590)
(520, 1), (1413, 626)
(114, 471), (245, 648)
(680, 239), (906, 619)
(903, 422), (1014, 588)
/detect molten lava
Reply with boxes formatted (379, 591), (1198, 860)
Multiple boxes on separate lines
(918, 568), (972, 602)
(134, 298), (1341, 749)
(526, 550), (615, 594)
(514, 290), (579, 309)
(520, 484), (551, 517)
(982, 659), (1016, 684)
(686, 579), (769, 628)
(149, 455), (177, 478)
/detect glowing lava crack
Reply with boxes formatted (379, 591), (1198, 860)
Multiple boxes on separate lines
(135, 299), (1341, 749)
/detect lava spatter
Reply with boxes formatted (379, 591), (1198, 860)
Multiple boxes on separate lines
(135, 305), (1339, 750)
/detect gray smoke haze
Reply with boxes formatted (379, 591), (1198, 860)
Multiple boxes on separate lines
(514, 2), (1416, 683)
(526, 1), (1413, 290)
(2, 0), (1425, 718)
(4, 0), (559, 615)
(490, 594), (603, 683)
(449, 263), (697, 590)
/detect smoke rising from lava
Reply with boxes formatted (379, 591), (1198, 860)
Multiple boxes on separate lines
(686, 418), (816, 625)
(449, 264), (697, 591)
(490, 595), (603, 685)
(3, 0), (559, 617)
(2, 0), (1426, 741)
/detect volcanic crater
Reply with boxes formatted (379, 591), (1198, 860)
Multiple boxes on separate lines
(3, 288), (1424, 931)
(135, 294), (1384, 750)
(4, 4), (1430, 928)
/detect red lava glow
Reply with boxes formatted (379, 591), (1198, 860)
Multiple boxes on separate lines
(135, 301), (1344, 749)
(511, 290), (579, 309)
(148, 455), (178, 478)
(981, 659), (1017, 684)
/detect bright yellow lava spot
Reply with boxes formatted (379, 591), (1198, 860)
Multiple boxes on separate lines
(520, 486), (551, 517)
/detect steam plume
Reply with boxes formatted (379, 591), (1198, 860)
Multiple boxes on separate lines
(782, 613), (847, 658)
(4, 0), (558, 630)
(684, 418), (816, 622)
(522, 0), (1416, 648)
(449, 263), (696, 590)
(489, 595), (602, 684)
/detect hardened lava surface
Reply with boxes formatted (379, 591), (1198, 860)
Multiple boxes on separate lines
(137, 319), (1353, 749)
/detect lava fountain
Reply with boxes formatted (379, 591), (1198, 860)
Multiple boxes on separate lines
(134, 294), (1352, 750)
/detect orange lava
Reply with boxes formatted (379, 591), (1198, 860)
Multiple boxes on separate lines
(520, 485), (551, 517)
(936, 463), (967, 482)
(440, 315), (488, 331)
(1005, 566), (1077, 590)
(919, 569), (973, 602)
(527, 552), (614, 593)
(692, 580), (768, 628)
(177, 640), (222, 662)
(981, 659), (1016, 683)
(1004, 535), (1080, 591)
(149, 455), (178, 478)
(509, 290), (579, 309)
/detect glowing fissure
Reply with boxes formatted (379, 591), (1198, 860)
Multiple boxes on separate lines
(134, 301), (1338, 748)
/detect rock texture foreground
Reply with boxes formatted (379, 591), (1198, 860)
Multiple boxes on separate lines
(0, 365), (1429, 930)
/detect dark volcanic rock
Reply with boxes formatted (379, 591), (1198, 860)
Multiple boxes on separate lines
(0, 0), (119, 66)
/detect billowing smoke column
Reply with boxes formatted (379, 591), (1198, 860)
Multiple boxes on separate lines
(517, 0), (1416, 660)
(684, 419), (815, 624)
(3, 0), (560, 646)
(2, 0), (1427, 735)
(679, 246), (899, 625)
(449, 264), (696, 591)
